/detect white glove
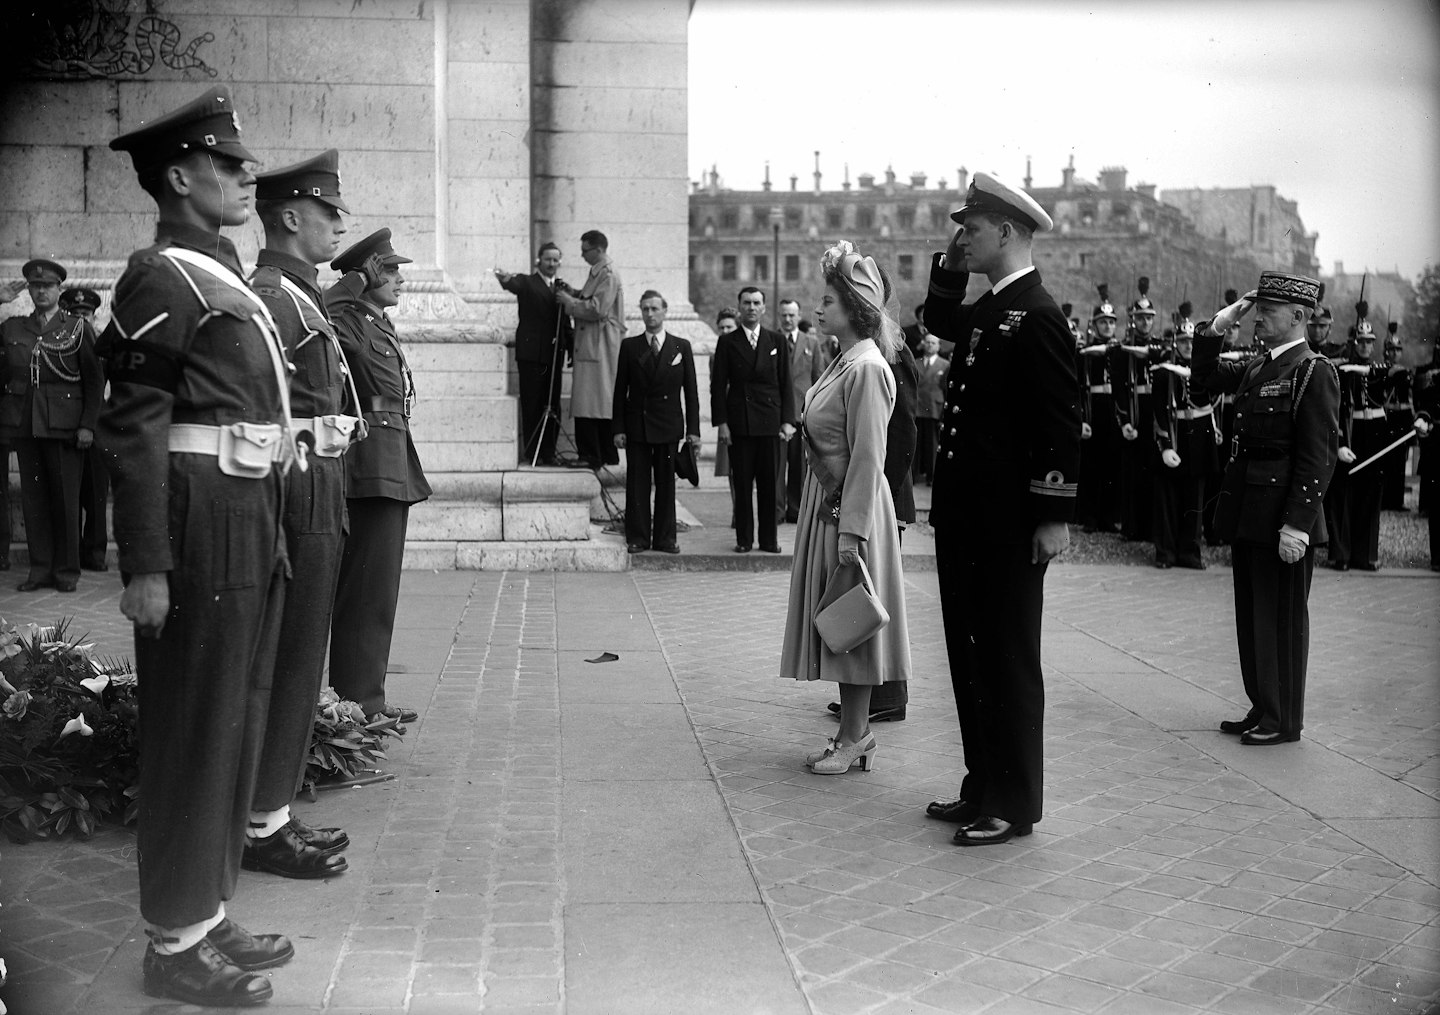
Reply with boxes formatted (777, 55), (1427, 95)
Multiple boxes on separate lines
(1338, 446), (1357, 464)
(1081, 422), (1093, 440)
(1161, 449), (1181, 469)
(1211, 290), (1257, 334)
(1416, 417), (1433, 437)
(1277, 529), (1306, 565)
(1121, 423), (1138, 441)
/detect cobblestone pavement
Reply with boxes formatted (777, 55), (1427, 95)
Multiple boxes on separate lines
(0, 565), (1436, 1014)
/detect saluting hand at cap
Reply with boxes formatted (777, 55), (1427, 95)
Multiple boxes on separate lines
(1211, 290), (1258, 335)
(0, 279), (26, 304)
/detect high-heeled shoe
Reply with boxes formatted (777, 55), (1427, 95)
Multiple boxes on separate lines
(805, 738), (836, 766)
(808, 732), (877, 774)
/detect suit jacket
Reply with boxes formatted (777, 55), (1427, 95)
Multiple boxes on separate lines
(612, 330), (700, 444)
(0, 309), (103, 442)
(1193, 328), (1339, 545)
(710, 326), (793, 437)
(916, 352), (950, 420)
(780, 330), (823, 425)
(325, 272), (432, 504)
(924, 256), (1082, 542)
(902, 323), (925, 357)
(500, 271), (573, 365)
(886, 344), (919, 524)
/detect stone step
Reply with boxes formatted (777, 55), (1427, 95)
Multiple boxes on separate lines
(402, 526), (630, 571)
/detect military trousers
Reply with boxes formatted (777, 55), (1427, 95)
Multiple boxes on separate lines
(1152, 464), (1206, 566)
(935, 527), (1047, 825)
(15, 436), (84, 585)
(1118, 434), (1154, 541)
(1230, 542), (1313, 737)
(136, 467), (285, 928)
(0, 442), (12, 566)
(329, 497), (409, 716)
(79, 445), (108, 566)
(253, 456), (347, 809)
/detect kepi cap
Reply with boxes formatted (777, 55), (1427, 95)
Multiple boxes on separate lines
(1129, 276), (1156, 316)
(59, 288), (102, 313)
(1091, 283), (1116, 321)
(22, 259), (66, 284)
(1253, 271), (1322, 309)
(950, 171), (1053, 233)
(110, 85), (255, 174)
(255, 149), (349, 213)
(331, 228), (412, 273)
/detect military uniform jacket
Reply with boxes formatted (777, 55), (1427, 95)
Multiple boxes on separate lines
(500, 271), (573, 365)
(923, 256), (1081, 542)
(1076, 342), (1111, 427)
(1150, 353), (1218, 478)
(1107, 339), (1154, 429)
(611, 330), (700, 444)
(711, 326), (794, 437)
(1192, 328), (1339, 546)
(0, 309), (104, 441)
(324, 273), (431, 504)
(1336, 354), (1388, 458)
(251, 250), (351, 419)
(98, 223), (289, 574)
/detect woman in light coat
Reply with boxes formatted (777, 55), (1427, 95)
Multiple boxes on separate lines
(780, 241), (911, 774)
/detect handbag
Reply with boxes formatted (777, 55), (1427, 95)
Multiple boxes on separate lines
(814, 558), (890, 654)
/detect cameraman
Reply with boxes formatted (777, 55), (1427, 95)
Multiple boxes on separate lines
(495, 243), (572, 467)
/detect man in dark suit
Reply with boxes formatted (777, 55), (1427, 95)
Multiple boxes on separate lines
(923, 173), (1081, 847)
(711, 286), (793, 553)
(777, 298), (820, 524)
(913, 333), (949, 482)
(496, 243), (572, 466)
(902, 303), (927, 357)
(326, 228), (432, 729)
(612, 290), (700, 553)
(1193, 276), (1340, 745)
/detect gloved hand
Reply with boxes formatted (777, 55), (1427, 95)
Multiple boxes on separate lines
(1161, 449), (1181, 469)
(1081, 422), (1092, 440)
(1211, 290), (1257, 334)
(1121, 423), (1138, 441)
(1338, 446), (1356, 464)
(1278, 528), (1306, 564)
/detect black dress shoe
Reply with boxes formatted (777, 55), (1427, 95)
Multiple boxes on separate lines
(1354, 562), (1380, 572)
(759, 544), (782, 553)
(1328, 561), (1350, 571)
(15, 579), (52, 592)
(1154, 560), (1173, 569)
(142, 939), (272, 1007)
(953, 816), (1033, 846)
(370, 703), (418, 724)
(81, 556), (109, 572)
(926, 797), (980, 824)
(1219, 715), (1261, 735)
(55, 580), (77, 593)
(655, 544), (681, 554)
(288, 817), (349, 855)
(206, 918), (294, 970)
(627, 542), (648, 553)
(734, 544), (752, 553)
(243, 823), (349, 879)
(1240, 728), (1299, 746)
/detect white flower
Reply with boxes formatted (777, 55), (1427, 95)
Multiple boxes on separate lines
(80, 674), (111, 697)
(820, 240), (855, 274)
(58, 713), (94, 739)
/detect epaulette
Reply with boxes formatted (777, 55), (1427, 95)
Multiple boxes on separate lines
(253, 285), (282, 299)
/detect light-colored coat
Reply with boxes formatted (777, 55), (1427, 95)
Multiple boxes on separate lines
(567, 255), (624, 419)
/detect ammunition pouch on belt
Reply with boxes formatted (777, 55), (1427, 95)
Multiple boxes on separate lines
(169, 422), (285, 479)
(291, 414), (359, 457)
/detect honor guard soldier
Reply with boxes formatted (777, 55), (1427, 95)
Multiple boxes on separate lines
(1204, 289), (1254, 544)
(0, 259), (104, 592)
(1192, 275), (1339, 745)
(1108, 277), (1159, 541)
(1149, 318), (1217, 569)
(243, 149), (362, 880)
(1414, 342), (1439, 564)
(1306, 285), (1343, 356)
(326, 228), (431, 728)
(1381, 322), (1414, 510)
(1326, 303), (1387, 570)
(58, 287), (112, 572)
(922, 172), (1080, 846)
(103, 85), (298, 1006)
(1076, 286), (1122, 532)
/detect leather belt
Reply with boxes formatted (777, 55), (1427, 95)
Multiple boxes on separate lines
(1234, 445), (1288, 460)
(364, 396), (407, 414)
(1351, 408), (1385, 420)
(1177, 406), (1213, 420)
(1388, 403), (1413, 411)
(1088, 384), (1111, 393)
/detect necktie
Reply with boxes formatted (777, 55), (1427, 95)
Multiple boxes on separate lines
(650, 334), (661, 358)
(748, 330), (757, 350)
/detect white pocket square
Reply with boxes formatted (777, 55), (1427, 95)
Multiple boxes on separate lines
(671, 353), (682, 366)
(769, 347), (777, 356)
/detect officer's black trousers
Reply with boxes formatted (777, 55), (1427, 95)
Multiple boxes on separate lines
(936, 527), (1047, 825)
(517, 359), (562, 464)
(79, 445), (108, 565)
(1152, 466), (1206, 565)
(623, 440), (677, 550)
(15, 437), (83, 585)
(330, 497), (409, 716)
(1230, 542), (1313, 737)
(729, 435), (779, 550)
(868, 525), (909, 712)
(1118, 436), (1153, 541)
(1326, 465), (1382, 568)
(0, 443), (11, 566)
(254, 456), (347, 809)
(913, 419), (938, 482)
(1077, 402), (1120, 531)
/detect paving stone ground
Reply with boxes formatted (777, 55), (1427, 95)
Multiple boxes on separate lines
(0, 562), (1436, 1015)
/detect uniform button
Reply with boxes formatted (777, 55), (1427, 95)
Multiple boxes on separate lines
(947, 451), (954, 459)
(949, 428), (956, 436)
(960, 384), (965, 392)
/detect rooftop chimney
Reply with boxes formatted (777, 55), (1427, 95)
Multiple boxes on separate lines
(910, 171), (927, 189)
(1024, 156), (1032, 190)
(843, 162), (851, 191)
(1061, 154), (1075, 193)
(956, 166), (968, 193)
(1098, 165), (1127, 192)
(762, 161), (772, 192)
(707, 164), (720, 196)
(789, 174), (798, 192)
(858, 172), (875, 190)
(1135, 182), (1156, 201)
(813, 150), (822, 195)
(884, 165), (896, 194)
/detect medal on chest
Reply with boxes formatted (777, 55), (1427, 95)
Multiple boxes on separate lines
(965, 327), (983, 367)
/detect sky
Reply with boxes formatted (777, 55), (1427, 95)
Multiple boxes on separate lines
(687, 0), (1440, 281)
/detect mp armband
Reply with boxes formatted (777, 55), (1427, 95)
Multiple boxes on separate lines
(107, 339), (183, 391)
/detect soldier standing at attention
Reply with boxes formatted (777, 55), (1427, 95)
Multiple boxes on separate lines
(242, 150), (361, 879)
(57, 287), (112, 572)
(1328, 306), (1387, 571)
(1108, 278), (1160, 541)
(326, 229), (431, 728)
(1077, 287), (1122, 533)
(1192, 275), (1339, 745)
(104, 85), (296, 1006)
(1149, 319), (1216, 569)
(1381, 323), (1414, 510)
(0, 259), (104, 592)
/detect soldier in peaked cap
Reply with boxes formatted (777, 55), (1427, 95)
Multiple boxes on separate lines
(922, 172), (1081, 845)
(56, 287), (112, 572)
(1149, 314), (1217, 570)
(1076, 285), (1122, 533)
(0, 258), (104, 592)
(1381, 322), (1414, 511)
(1326, 303), (1387, 570)
(101, 85), (298, 1006)
(1192, 273), (1339, 746)
(240, 150), (362, 883)
(58, 287), (102, 317)
(325, 228), (430, 731)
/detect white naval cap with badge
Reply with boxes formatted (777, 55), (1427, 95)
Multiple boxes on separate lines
(950, 171), (1054, 233)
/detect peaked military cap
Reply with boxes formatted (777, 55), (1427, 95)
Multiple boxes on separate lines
(110, 85), (255, 174)
(22, 259), (66, 284)
(331, 228), (412, 273)
(255, 148), (349, 213)
(59, 288), (102, 313)
(1253, 271), (1322, 309)
(950, 171), (1054, 232)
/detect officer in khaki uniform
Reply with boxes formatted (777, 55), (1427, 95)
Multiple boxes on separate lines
(103, 85), (296, 1006)
(326, 229), (431, 727)
(0, 259), (104, 592)
(58, 286), (112, 571)
(243, 149), (362, 880)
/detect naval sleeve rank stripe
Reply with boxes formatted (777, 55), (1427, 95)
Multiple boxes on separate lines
(1029, 478), (1078, 497)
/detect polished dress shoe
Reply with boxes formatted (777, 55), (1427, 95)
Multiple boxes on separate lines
(734, 544), (752, 553)
(206, 918), (294, 971)
(825, 701), (905, 722)
(809, 732), (877, 774)
(655, 544), (681, 554)
(55, 579), (77, 593)
(243, 822), (349, 879)
(759, 544), (782, 553)
(142, 938), (272, 1007)
(1219, 715), (1261, 735)
(1328, 561), (1350, 571)
(953, 816), (1033, 847)
(370, 703), (418, 724)
(926, 797), (980, 824)
(1240, 728), (1299, 746)
(626, 542), (648, 553)
(288, 816), (349, 855)
(15, 578), (52, 592)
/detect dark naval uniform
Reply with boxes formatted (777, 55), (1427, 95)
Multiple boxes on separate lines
(1193, 286), (1339, 742)
(925, 254), (1081, 827)
(0, 295), (103, 589)
(100, 220), (292, 929)
(1149, 349), (1217, 568)
(1328, 344), (1387, 569)
(326, 235), (431, 718)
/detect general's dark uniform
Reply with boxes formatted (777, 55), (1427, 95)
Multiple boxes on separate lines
(1328, 338), (1387, 570)
(0, 278), (103, 590)
(1192, 278), (1339, 741)
(326, 231), (431, 717)
(925, 254), (1080, 827)
(1149, 346), (1217, 568)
